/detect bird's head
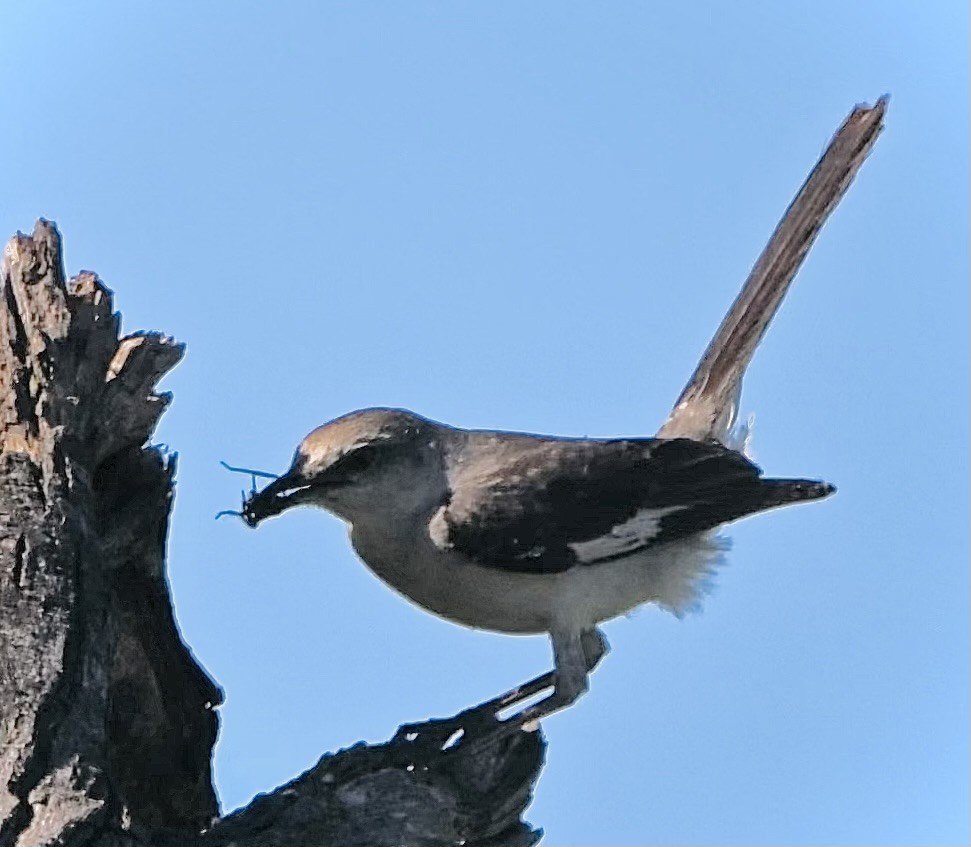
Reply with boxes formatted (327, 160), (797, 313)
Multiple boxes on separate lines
(242, 408), (443, 527)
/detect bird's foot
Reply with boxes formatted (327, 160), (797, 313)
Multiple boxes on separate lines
(391, 628), (609, 763)
(389, 700), (510, 769)
(451, 686), (577, 759)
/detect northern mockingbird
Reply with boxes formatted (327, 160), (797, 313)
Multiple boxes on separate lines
(230, 97), (888, 750)
(241, 408), (832, 737)
(238, 226), (836, 737)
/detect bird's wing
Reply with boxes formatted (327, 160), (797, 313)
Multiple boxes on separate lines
(431, 434), (768, 574)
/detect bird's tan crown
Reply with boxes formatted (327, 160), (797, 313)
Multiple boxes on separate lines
(298, 408), (430, 463)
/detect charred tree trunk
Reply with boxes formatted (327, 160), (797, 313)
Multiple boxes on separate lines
(0, 222), (544, 847)
(0, 98), (884, 847)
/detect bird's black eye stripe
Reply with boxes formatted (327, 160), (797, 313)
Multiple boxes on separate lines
(337, 445), (379, 475)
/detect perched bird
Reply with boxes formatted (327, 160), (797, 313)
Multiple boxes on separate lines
(242, 409), (833, 733)
(231, 99), (894, 747)
(237, 132), (854, 736)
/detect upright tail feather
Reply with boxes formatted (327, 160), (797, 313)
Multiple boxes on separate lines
(657, 98), (886, 444)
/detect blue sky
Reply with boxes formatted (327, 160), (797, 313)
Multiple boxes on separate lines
(3, 3), (968, 844)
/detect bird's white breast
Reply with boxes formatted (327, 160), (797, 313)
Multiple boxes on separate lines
(349, 518), (727, 636)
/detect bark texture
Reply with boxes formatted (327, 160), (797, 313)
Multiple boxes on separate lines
(0, 222), (543, 847)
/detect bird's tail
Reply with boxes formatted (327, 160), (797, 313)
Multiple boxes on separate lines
(649, 477), (835, 617)
(707, 476), (836, 537)
(657, 98), (886, 444)
(757, 478), (837, 510)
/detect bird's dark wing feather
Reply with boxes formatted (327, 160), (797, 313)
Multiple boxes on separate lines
(435, 434), (830, 574)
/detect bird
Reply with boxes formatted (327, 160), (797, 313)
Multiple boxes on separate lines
(228, 96), (895, 750)
(241, 408), (833, 738)
(238, 211), (839, 742)
(236, 170), (842, 743)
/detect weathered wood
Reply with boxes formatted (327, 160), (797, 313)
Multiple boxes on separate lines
(0, 221), (544, 847)
(0, 221), (220, 846)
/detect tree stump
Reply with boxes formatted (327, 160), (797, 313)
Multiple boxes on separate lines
(0, 221), (544, 847)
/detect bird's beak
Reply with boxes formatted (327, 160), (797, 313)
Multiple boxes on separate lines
(242, 466), (314, 527)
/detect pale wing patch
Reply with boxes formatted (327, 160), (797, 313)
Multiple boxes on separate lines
(569, 505), (689, 564)
(427, 506), (453, 551)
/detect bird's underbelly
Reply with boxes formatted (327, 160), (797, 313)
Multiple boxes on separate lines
(350, 526), (726, 634)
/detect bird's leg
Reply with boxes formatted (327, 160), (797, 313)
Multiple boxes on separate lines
(393, 672), (557, 764)
(396, 629), (610, 761)
(472, 627), (610, 717)
(579, 627), (610, 671)
(452, 627), (610, 723)
(513, 627), (597, 723)
(478, 671), (556, 712)
(453, 628), (609, 756)
(390, 673), (557, 764)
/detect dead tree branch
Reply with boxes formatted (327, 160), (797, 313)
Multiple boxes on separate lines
(0, 222), (543, 847)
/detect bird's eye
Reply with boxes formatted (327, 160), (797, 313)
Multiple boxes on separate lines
(338, 445), (378, 475)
